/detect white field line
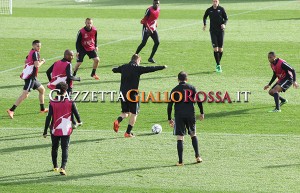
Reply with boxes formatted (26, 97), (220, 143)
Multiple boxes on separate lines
(0, 127), (299, 138)
(0, 1), (296, 74)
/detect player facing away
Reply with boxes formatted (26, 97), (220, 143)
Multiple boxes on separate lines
(167, 72), (204, 166)
(264, 52), (299, 112)
(135, 0), (160, 63)
(203, 0), (228, 73)
(112, 54), (167, 138)
(7, 40), (48, 119)
(73, 18), (100, 80)
(43, 82), (82, 176)
(46, 49), (80, 94)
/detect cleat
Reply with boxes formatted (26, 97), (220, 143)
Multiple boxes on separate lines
(268, 109), (281, 113)
(196, 157), (203, 163)
(216, 65), (222, 73)
(91, 74), (99, 80)
(113, 120), (119, 133)
(40, 108), (49, 113)
(218, 65), (222, 72)
(215, 65), (219, 72)
(124, 132), (135, 138)
(280, 99), (288, 106)
(148, 58), (156, 63)
(7, 109), (14, 119)
(53, 168), (59, 172)
(59, 168), (67, 175)
(176, 162), (184, 166)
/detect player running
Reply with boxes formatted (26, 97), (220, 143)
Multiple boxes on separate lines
(7, 40), (48, 119)
(264, 51), (299, 112)
(135, 0), (160, 63)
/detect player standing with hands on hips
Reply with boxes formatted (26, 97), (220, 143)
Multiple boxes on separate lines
(73, 18), (100, 80)
(135, 0), (160, 63)
(167, 72), (204, 166)
(264, 51), (298, 112)
(203, 0), (228, 73)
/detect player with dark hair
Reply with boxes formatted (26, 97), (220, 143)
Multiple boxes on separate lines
(46, 49), (80, 94)
(73, 18), (100, 80)
(43, 82), (82, 175)
(167, 71), (204, 166)
(112, 54), (167, 138)
(7, 40), (47, 119)
(264, 51), (298, 112)
(203, 0), (228, 73)
(135, 0), (160, 63)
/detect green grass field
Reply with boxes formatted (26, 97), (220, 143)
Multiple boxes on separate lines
(0, 0), (300, 192)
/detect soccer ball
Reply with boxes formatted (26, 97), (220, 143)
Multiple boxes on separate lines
(152, 124), (162, 134)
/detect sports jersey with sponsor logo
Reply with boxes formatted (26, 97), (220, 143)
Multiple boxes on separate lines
(78, 26), (97, 51)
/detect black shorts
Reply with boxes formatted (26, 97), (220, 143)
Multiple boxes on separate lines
(121, 101), (140, 114)
(272, 78), (293, 92)
(77, 50), (98, 62)
(23, 78), (41, 92)
(141, 27), (160, 45)
(210, 30), (224, 48)
(174, 114), (196, 136)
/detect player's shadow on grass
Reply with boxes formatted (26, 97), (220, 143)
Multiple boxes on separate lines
(263, 164), (300, 169)
(0, 132), (39, 139)
(0, 165), (176, 186)
(0, 84), (24, 90)
(136, 133), (157, 137)
(0, 137), (122, 154)
(0, 135), (42, 142)
(1, 112), (38, 120)
(202, 107), (266, 119)
(268, 18), (300, 21)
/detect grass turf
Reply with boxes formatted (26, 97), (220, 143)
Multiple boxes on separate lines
(0, 0), (299, 192)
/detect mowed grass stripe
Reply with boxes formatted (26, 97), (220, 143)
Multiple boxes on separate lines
(0, 128), (299, 193)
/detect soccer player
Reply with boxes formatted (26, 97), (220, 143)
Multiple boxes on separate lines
(73, 18), (100, 80)
(203, 0), (228, 73)
(112, 54), (167, 138)
(135, 0), (160, 63)
(43, 82), (82, 176)
(167, 71), (204, 166)
(7, 40), (48, 119)
(264, 51), (298, 112)
(46, 49), (80, 94)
